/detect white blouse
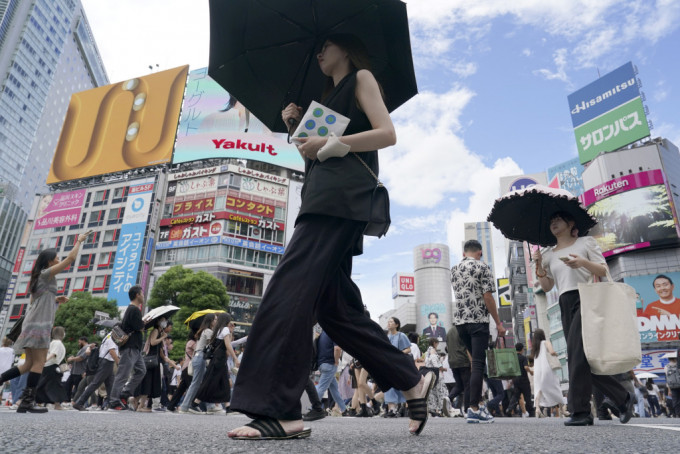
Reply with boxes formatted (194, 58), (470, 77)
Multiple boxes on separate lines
(542, 236), (606, 296)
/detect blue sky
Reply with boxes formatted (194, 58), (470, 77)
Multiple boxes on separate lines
(83, 0), (680, 320)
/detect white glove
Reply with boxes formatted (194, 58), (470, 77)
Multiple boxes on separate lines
(316, 133), (350, 162)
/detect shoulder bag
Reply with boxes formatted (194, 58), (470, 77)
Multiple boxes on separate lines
(7, 315), (25, 343)
(578, 269), (641, 375)
(111, 323), (130, 347)
(487, 337), (521, 380)
(547, 352), (562, 371)
(352, 153), (390, 238)
(143, 352), (159, 369)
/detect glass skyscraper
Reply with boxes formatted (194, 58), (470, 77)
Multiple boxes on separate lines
(0, 0), (107, 304)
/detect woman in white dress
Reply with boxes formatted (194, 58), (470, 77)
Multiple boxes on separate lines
(530, 329), (564, 417)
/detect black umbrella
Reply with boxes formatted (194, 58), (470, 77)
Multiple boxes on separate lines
(208, 0), (417, 133)
(94, 319), (120, 328)
(487, 185), (597, 247)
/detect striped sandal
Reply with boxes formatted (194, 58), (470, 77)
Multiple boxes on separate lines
(229, 418), (312, 441)
(406, 371), (436, 436)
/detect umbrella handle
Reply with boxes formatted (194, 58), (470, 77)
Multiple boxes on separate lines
(286, 118), (298, 144)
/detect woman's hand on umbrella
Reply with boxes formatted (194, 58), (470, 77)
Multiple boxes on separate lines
(282, 103), (302, 127)
(531, 249), (542, 264)
(296, 136), (327, 160)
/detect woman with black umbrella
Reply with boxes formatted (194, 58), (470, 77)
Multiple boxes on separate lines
(532, 211), (634, 426)
(228, 34), (434, 440)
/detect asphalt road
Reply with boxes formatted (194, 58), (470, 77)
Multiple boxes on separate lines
(0, 407), (677, 453)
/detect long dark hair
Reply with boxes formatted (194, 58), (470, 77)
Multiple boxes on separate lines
(210, 313), (233, 344)
(530, 329), (547, 360)
(320, 34), (383, 102)
(30, 248), (57, 295)
(195, 313), (216, 341)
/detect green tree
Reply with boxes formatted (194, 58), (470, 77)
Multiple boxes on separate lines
(147, 265), (229, 361)
(54, 292), (119, 356)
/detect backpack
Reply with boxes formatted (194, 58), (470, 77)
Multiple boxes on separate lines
(667, 362), (680, 389)
(86, 345), (100, 375)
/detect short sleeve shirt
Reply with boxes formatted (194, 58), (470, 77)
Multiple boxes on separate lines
(99, 335), (118, 362)
(542, 236), (606, 296)
(388, 332), (410, 351)
(71, 344), (89, 375)
(451, 257), (496, 324)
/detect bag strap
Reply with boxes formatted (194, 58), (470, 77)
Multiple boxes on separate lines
(352, 153), (381, 185)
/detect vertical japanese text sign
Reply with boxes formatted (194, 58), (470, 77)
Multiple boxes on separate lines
(108, 181), (154, 306)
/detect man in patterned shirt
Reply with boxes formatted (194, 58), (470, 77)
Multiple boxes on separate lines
(451, 240), (506, 423)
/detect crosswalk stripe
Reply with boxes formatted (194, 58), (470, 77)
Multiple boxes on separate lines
(625, 424), (680, 432)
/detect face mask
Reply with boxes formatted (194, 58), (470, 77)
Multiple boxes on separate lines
(160, 321), (167, 329)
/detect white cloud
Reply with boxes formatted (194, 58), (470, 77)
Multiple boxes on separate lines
(522, 48), (532, 57)
(408, 0), (680, 72)
(533, 48), (569, 84)
(653, 80), (669, 102)
(82, 0), (210, 83)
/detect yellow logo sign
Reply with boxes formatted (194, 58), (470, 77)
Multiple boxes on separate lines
(48, 65), (189, 183)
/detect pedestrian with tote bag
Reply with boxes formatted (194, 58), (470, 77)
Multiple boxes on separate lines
(532, 211), (634, 426)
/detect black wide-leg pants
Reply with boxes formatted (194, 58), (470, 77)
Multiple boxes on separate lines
(559, 290), (628, 415)
(230, 214), (421, 421)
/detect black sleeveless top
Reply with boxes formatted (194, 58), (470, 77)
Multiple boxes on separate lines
(296, 71), (379, 225)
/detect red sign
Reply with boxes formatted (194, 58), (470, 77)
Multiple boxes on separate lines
(160, 211), (283, 231)
(173, 197), (215, 215)
(12, 248), (25, 274)
(130, 183), (154, 194)
(399, 276), (415, 292)
(226, 196), (275, 218)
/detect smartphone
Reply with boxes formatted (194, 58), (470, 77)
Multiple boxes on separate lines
(559, 256), (570, 263)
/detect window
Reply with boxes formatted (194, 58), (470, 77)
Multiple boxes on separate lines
(69, 212), (87, 230)
(92, 275), (109, 293)
(112, 186), (127, 203)
(10, 303), (26, 319)
(56, 278), (71, 294)
(72, 276), (89, 292)
(28, 238), (41, 255)
(83, 231), (99, 249)
(22, 259), (35, 274)
(102, 229), (118, 247)
(15, 280), (31, 298)
(88, 209), (105, 227)
(107, 207), (124, 224)
(163, 203), (173, 218)
(78, 253), (94, 271)
(64, 234), (77, 251)
(93, 189), (108, 206)
(98, 251), (114, 269)
(44, 237), (62, 250)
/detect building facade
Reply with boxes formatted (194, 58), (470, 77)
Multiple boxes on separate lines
(0, 0), (107, 300)
(464, 221), (496, 279)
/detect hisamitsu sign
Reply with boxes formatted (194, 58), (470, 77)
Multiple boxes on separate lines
(567, 62), (650, 164)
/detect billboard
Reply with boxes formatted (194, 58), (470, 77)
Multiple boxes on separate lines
(546, 158), (585, 197)
(173, 68), (304, 172)
(567, 62), (650, 164)
(108, 181), (154, 306)
(625, 272), (680, 343)
(636, 349), (677, 374)
(34, 190), (86, 230)
(580, 170), (679, 257)
(499, 172), (547, 196)
(392, 273), (415, 299)
(497, 278), (511, 307)
(48, 66), (189, 183)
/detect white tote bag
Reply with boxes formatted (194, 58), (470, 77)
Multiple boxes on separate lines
(578, 270), (641, 375)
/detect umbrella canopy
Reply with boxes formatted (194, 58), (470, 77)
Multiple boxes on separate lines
(208, 0), (417, 133)
(143, 305), (180, 328)
(94, 319), (120, 328)
(635, 372), (659, 379)
(184, 309), (226, 332)
(487, 184), (597, 247)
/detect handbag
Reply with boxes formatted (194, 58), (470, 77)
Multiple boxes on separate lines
(143, 353), (159, 369)
(352, 153), (391, 238)
(57, 363), (69, 374)
(7, 315), (25, 342)
(578, 269), (642, 375)
(187, 361), (194, 377)
(547, 352), (562, 371)
(487, 337), (521, 380)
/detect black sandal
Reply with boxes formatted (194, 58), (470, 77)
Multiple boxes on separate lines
(229, 418), (312, 441)
(406, 371), (436, 436)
